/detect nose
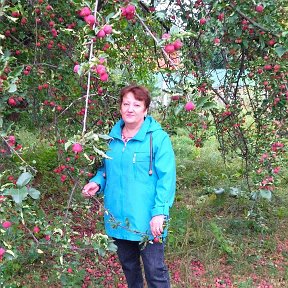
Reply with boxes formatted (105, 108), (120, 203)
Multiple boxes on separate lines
(127, 104), (134, 112)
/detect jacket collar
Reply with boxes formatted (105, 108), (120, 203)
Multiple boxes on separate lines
(110, 116), (153, 142)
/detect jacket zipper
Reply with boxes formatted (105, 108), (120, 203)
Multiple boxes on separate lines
(132, 153), (136, 163)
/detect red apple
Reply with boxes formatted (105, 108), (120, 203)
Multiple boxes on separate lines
(0, 247), (6, 257)
(2, 221), (12, 229)
(218, 13), (224, 22)
(60, 175), (67, 182)
(264, 64), (272, 71)
(100, 73), (109, 82)
(73, 64), (80, 73)
(103, 25), (112, 35)
(173, 39), (183, 50)
(84, 15), (95, 26)
(171, 95), (180, 101)
(255, 4), (264, 13)
(214, 38), (220, 45)
(45, 235), (51, 241)
(153, 237), (160, 243)
(8, 135), (16, 146)
(33, 226), (40, 233)
(8, 98), (17, 106)
(11, 11), (21, 17)
(79, 7), (91, 17)
(96, 64), (106, 75)
(199, 18), (206, 25)
(184, 101), (196, 111)
(72, 143), (83, 153)
(268, 39), (276, 46)
(164, 44), (175, 54)
(161, 33), (171, 40)
(97, 29), (106, 38)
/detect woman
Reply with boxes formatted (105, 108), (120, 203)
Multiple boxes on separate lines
(82, 85), (176, 288)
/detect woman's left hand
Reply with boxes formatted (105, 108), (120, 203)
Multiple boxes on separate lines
(150, 215), (165, 238)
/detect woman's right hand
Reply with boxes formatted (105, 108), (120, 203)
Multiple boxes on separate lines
(82, 182), (100, 198)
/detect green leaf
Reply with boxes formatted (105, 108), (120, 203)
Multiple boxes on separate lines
(155, 12), (166, 20)
(64, 140), (72, 151)
(196, 96), (210, 108)
(229, 187), (240, 196)
(107, 241), (118, 253)
(110, 9), (121, 20)
(202, 101), (218, 110)
(54, 228), (64, 237)
(6, 187), (28, 204)
(214, 188), (225, 195)
(98, 134), (112, 140)
(274, 45), (287, 58)
(93, 146), (112, 159)
(28, 187), (41, 199)
(5, 249), (17, 260)
(9, 66), (24, 78)
(84, 131), (99, 141)
(170, 25), (180, 35)
(250, 191), (257, 200)
(16, 172), (33, 187)
(175, 103), (184, 115)
(105, 12), (115, 22)
(5, 15), (19, 22)
(242, 39), (248, 49)
(97, 247), (106, 257)
(259, 189), (272, 201)
(8, 83), (17, 93)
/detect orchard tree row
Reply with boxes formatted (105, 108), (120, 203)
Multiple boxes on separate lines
(0, 0), (287, 284)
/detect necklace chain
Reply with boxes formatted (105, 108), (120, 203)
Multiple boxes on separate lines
(123, 126), (137, 138)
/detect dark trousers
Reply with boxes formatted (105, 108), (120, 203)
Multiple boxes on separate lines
(114, 239), (170, 288)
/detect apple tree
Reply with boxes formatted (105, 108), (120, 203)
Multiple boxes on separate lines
(0, 0), (287, 285)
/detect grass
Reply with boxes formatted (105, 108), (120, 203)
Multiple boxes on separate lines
(2, 131), (288, 287)
(166, 184), (288, 287)
(162, 133), (288, 287)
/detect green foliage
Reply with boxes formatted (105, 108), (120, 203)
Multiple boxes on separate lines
(0, 0), (287, 286)
(209, 222), (234, 256)
(60, 268), (86, 287)
(173, 134), (243, 189)
(3, 171), (40, 204)
(32, 145), (58, 174)
(236, 279), (254, 288)
(167, 205), (194, 252)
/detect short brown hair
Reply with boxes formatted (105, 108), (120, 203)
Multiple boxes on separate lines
(120, 85), (151, 109)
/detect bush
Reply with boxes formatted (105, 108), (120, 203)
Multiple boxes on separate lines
(172, 132), (243, 189)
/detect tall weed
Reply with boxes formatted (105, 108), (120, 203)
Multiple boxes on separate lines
(172, 132), (243, 189)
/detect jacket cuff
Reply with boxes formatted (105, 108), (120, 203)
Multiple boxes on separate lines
(89, 174), (105, 192)
(151, 203), (170, 217)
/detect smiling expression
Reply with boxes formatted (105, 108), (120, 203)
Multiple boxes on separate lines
(120, 92), (148, 127)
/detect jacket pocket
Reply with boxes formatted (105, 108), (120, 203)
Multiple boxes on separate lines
(133, 152), (150, 162)
(133, 152), (152, 181)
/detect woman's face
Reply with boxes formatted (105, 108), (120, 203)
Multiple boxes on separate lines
(120, 92), (147, 127)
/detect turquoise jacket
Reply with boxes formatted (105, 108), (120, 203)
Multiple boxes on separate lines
(90, 116), (176, 241)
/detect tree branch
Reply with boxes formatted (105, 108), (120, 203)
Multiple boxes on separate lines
(228, 3), (279, 38)
(81, 0), (99, 136)
(139, 1), (170, 32)
(135, 13), (178, 69)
